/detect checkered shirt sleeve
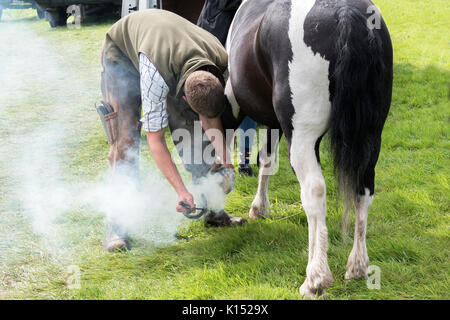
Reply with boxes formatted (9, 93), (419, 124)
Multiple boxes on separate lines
(139, 53), (169, 132)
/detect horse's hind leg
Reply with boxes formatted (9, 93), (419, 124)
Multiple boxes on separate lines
(290, 133), (333, 298)
(345, 143), (380, 279)
(345, 188), (372, 279)
(273, 76), (333, 298)
(249, 128), (280, 219)
(274, 101), (333, 298)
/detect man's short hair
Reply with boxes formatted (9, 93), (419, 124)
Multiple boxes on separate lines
(185, 70), (225, 118)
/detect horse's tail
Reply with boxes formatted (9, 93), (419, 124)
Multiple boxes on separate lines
(329, 5), (386, 207)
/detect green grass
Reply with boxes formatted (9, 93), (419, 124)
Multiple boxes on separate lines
(0, 0), (449, 300)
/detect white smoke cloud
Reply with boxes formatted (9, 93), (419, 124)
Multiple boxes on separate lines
(0, 15), (227, 267)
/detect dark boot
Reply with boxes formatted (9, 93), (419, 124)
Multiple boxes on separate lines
(204, 210), (247, 227)
(238, 163), (254, 176)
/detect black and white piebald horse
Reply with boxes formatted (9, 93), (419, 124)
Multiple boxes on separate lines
(222, 0), (393, 297)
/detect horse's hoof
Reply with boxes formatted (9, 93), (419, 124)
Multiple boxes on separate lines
(345, 252), (369, 279)
(105, 223), (129, 252)
(105, 239), (129, 252)
(204, 210), (247, 227)
(208, 164), (236, 194)
(345, 265), (369, 280)
(299, 282), (327, 300)
(300, 261), (333, 299)
(249, 205), (269, 220)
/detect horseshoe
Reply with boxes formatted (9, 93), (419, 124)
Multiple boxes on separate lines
(179, 194), (208, 219)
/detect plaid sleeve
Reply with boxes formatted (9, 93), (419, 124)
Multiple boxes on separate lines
(139, 53), (170, 132)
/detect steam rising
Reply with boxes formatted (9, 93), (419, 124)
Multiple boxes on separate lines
(0, 14), (227, 268)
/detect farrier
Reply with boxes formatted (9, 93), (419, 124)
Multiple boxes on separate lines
(98, 9), (238, 252)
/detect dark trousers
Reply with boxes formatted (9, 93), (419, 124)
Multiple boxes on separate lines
(197, 0), (242, 45)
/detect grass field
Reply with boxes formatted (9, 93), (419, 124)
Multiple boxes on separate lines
(0, 0), (449, 300)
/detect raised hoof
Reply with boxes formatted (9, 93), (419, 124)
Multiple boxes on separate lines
(204, 210), (247, 227)
(105, 239), (129, 252)
(105, 223), (129, 252)
(208, 164), (236, 194)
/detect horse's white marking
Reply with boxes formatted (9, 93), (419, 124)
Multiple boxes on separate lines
(224, 0), (249, 119)
(288, 0), (331, 138)
(346, 188), (373, 279)
(225, 80), (240, 119)
(287, 0), (333, 298)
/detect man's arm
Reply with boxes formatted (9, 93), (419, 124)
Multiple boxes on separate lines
(146, 128), (195, 213)
(199, 114), (233, 168)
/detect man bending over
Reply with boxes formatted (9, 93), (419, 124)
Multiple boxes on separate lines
(99, 9), (241, 252)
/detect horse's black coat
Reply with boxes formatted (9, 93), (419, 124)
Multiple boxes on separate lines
(228, 0), (392, 196)
(167, 0), (392, 199)
(223, 0), (393, 295)
(303, 0), (393, 195)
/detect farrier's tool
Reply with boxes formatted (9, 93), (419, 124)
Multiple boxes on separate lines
(95, 101), (117, 145)
(179, 194), (208, 219)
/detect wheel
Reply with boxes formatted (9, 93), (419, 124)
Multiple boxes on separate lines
(45, 8), (67, 28)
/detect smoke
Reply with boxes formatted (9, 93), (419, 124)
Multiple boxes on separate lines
(190, 173), (228, 213)
(0, 14), (227, 267)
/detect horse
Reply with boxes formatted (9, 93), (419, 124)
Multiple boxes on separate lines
(222, 0), (393, 297)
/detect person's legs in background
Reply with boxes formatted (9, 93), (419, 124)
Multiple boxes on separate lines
(238, 116), (257, 176)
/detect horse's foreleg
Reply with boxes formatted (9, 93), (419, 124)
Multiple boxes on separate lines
(249, 172), (271, 219)
(249, 129), (280, 219)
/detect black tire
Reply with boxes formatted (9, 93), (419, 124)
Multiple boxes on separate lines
(46, 8), (67, 28)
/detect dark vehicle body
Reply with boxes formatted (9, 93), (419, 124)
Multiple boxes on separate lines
(32, 0), (205, 27)
(161, 0), (205, 23)
(35, 0), (121, 27)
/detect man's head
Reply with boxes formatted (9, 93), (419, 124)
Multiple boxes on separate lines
(184, 70), (225, 118)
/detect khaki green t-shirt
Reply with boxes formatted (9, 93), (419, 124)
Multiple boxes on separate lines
(106, 9), (228, 97)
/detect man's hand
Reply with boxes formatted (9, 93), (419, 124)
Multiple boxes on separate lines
(176, 191), (196, 213)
